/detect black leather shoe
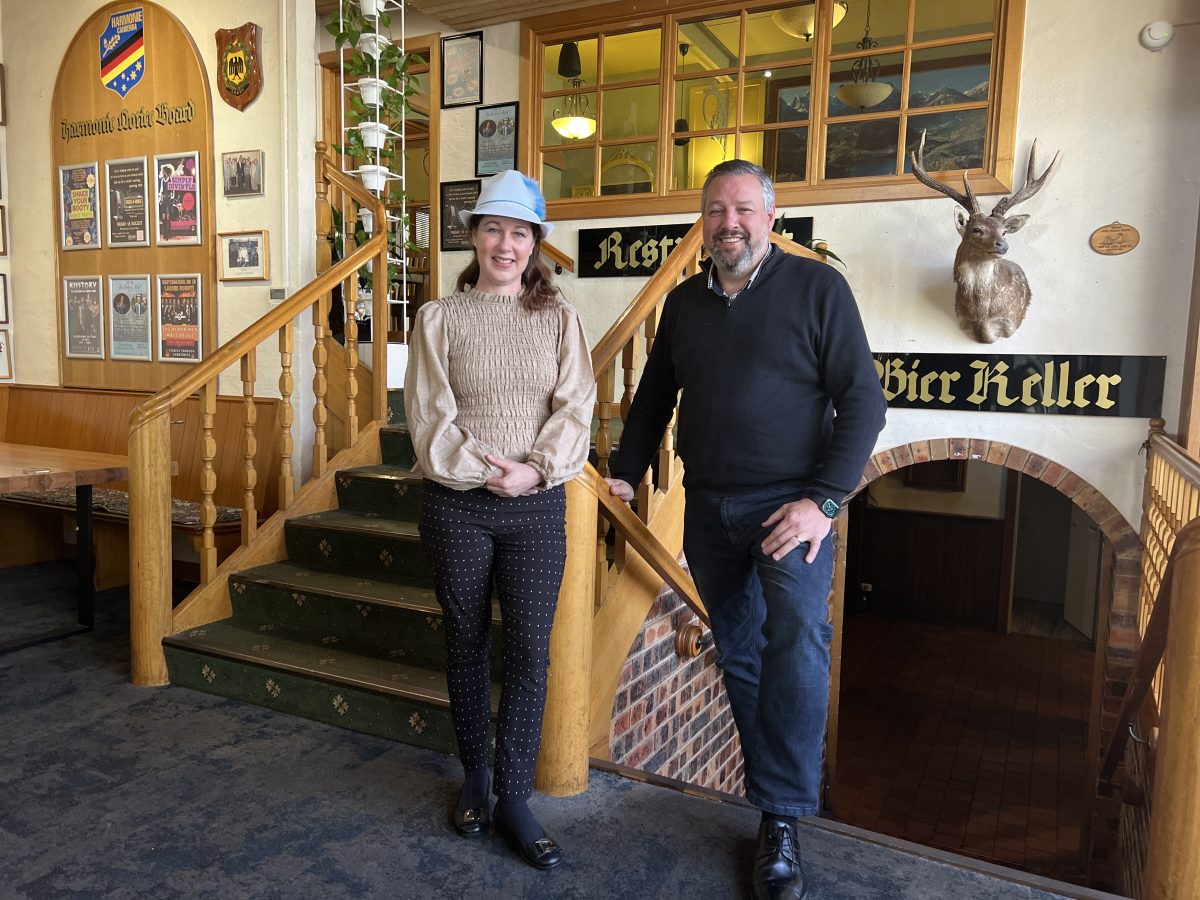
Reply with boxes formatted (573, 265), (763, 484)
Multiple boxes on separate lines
(452, 800), (492, 837)
(495, 817), (563, 870)
(751, 817), (807, 900)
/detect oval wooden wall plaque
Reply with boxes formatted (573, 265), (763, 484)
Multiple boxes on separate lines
(1090, 222), (1140, 256)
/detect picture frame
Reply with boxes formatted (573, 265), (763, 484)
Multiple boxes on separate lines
(475, 102), (518, 177)
(156, 274), (203, 363)
(63, 275), (105, 359)
(0, 206), (7, 255)
(59, 161), (102, 250)
(105, 156), (150, 247)
(439, 179), (481, 252)
(0, 328), (11, 380)
(441, 31), (483, 108)
(221, 149), (265, 197)
(153, 151), (201, 245)
(218, 230), (270, 281)
(903, 459), (968, 492)
(0, 273), (8, 324)
(108, 274), (153, 361)
(0, 64), (7, 127)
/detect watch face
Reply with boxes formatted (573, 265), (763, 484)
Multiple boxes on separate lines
(820, 498), (840, 519)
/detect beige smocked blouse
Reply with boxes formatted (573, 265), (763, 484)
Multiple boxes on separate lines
(403, 288), (596, 490)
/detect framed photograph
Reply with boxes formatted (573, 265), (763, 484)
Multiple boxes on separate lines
(903, 459), (968, 492)
(0, 64), (7, 127)
(156, 274), (202, 362)
(218, 230), (270, 281)
(0, 329), (11, 380)
(105, 156), (150, 247)
(475, 102), (518, 177)
(440, 179), (481, 251)
(153, 151), (201, 245)
(59, 162), (102, 250)
(63, 276), (105, 359)
(441, 31), (483, 108)
(0, 206), (7, 255)
(222, 149), (264, 197)
(0, 273), (8, 324)
(108, 275), (153, 361)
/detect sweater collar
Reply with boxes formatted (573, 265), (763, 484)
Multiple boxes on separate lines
(706, 245), (775, 305)
(464, 286), (521, 304)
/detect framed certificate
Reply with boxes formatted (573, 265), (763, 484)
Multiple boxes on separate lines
(105, 156), (150, 247)
(59, 162), (102, 250)
(63, 276), (105, 359)
(156, 274), (203, 362)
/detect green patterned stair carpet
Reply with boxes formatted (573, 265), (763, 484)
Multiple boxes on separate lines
(164, 389), (496, 754)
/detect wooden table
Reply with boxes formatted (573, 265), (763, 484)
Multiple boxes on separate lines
(0, 443), (131, 653)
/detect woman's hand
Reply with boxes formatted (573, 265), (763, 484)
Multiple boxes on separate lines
(484, 455), (543, 497)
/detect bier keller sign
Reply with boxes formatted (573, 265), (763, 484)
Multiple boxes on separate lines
(873, 353), (1165, 417)
(579, 217), (813, 278)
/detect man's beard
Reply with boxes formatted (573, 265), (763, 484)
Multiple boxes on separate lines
(709, 230), (764, 278)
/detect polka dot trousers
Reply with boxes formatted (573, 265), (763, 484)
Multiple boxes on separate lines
(418, 479), (567, 801)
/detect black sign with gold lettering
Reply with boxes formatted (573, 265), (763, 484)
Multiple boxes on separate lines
(873, 353), (1165, 417)
(579, 218), (813, 278)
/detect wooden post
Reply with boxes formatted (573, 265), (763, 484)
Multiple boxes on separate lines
(1144, 526), (1200, 899)
(128, 412), (173, 686)
(536, 477), (598, 796)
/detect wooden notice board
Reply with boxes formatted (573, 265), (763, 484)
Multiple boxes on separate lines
(51, 1), (215, 390)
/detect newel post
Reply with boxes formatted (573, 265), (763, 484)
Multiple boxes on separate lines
(1144, 525), (1200, 899)
(128, 412), (173, 685)
(536, 477), (598, 796)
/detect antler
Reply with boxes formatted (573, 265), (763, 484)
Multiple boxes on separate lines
(911, 130), (980, 214)
(990, 140), (1061, 217)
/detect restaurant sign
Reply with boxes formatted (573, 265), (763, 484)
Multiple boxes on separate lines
(873, 353), (1165, 417)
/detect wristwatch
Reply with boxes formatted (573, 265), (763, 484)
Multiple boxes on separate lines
(817, 498), (840, 519)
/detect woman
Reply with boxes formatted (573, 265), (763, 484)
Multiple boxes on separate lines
(404, 170), (595, 870)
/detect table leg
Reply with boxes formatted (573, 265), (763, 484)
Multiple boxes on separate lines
(76, 484), (95, 630)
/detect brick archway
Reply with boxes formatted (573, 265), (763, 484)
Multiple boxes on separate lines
(856, 436), (1143, 884)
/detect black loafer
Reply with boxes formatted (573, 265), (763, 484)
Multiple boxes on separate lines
(751, 817), (807, 900)
(495, 817), (563, 870)
(453, 802), (492, 837)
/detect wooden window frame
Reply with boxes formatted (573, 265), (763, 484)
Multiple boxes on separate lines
(520, 0), (1025, 222)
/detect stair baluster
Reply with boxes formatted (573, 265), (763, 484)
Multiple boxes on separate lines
(241, 351), (259, 546)
(312, 288), (330, 478)
(199, 381), (219, 583)
(278, 322), (295, 510)
(345, 268), (360, 447)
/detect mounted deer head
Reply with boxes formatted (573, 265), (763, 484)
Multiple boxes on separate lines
(912, 131), (1060, 343)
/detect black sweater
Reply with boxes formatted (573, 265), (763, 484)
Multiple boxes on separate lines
(611, 249), (886, 504)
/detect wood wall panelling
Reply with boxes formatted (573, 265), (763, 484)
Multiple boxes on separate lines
(51, 2), (216, 391)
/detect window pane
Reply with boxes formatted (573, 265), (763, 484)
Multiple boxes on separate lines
(543, 147), (597, 200)
(828, 51), (903, 115)
(760, 125), (809, 183)
(678, 14), (740, 72)
(403, 147), (430, 203)
(745, 65), (810, 127)
(909, 41), (991, 108)
(543, 90), (597, 146)
(543, 38), (598, 92)
(675, 75), (737, 131)
(603, 28), (661, 84)
(671, 132), (735, 191)
(601, 84), (660, 140)
(914, 0), (994, 42)
(600, 145), (657, 195)
(832, 0), (907, 53)
(825, 118), (900, 179)
(748, 5), (813, 66)
(902, 109), (986, 172)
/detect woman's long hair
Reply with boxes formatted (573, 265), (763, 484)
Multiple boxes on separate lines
(455, 215), (560, 312)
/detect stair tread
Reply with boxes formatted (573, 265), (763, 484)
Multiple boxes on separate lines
(233, 561), (441, 612)
(340, 464), (421, 481)
(287, 508), (422, 538)
(166, 621), (500, 708)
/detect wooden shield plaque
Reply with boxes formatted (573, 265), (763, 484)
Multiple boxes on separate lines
(215, 22), (262, 111)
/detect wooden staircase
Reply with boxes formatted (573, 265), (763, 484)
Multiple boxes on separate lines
(163, 391), (500, 755)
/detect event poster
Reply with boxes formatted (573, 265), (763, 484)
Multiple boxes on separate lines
(59, 162), (102, 250)
(63, 276), (105, 359)
(108, 275), (152, 361)
(105, 157), (150, 247)
(154, 152), (201, 245)
(156, 274), (202, 362)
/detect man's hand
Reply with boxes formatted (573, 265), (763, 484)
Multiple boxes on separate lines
(485, 455), (542, 497)
(761, 499), (832, 563)
(604, 477), (635, 502)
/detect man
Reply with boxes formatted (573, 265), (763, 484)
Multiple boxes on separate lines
(606, 160), (885, 900)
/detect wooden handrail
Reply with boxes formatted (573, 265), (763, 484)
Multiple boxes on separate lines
(540, 240), (575, 274)
(576, 464), (707, 624)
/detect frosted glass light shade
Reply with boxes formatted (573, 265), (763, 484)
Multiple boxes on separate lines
(836, 81), (893, 110)
(773, 1), (847, 40)
(551, 115), (597, 140)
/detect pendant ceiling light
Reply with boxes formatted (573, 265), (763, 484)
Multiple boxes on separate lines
(835, 0), (893, 110)
(551, 41), (596, 140)
(773, 1), (848, 41)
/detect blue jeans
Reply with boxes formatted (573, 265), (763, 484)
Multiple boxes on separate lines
(683, 483), (834, 817)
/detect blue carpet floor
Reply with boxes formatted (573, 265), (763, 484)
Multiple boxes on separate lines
(0, 562), (1122, 899)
